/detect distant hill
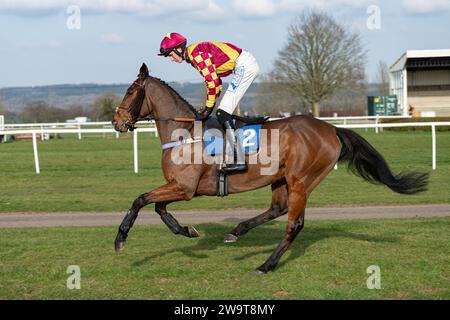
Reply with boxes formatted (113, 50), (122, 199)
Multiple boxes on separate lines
(0, 82), (206, 111)
(0, 80), (264, 110)
(0, 81), (381, 116)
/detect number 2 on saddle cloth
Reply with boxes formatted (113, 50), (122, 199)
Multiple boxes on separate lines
(204, 124), (262, 157)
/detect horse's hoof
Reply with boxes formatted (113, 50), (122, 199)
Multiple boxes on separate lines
(115, 240), (125, 253)
(224, 233), (238, 243)
(255, 264), (272, 274)
(114, 232), (126, 253)
(188, 226), (200, 238)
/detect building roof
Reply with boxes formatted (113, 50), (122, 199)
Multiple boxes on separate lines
(390, 49), (450, 72)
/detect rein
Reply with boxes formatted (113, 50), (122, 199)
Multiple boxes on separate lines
(119, 77), (196, 131)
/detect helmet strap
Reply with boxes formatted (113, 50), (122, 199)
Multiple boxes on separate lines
(172, 44), (186, 59)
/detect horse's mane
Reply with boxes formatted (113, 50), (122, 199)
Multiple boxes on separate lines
(152, 77), (198, 115)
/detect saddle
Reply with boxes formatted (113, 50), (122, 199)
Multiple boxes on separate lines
(204, 115), (269, 133)
(206, 115), (269, 197)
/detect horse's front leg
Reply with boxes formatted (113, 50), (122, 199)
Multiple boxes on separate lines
(114, 181), (193, 252)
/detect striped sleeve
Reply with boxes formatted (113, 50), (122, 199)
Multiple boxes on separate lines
(191, 52), (222, 108)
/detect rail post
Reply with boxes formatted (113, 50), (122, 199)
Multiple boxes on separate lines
(134, 129), (138, 174)
(375, 116), (379, 134)
(432, 125), (436, 170)
(32, 131), (40, 174)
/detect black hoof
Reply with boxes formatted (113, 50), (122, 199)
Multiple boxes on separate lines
(114, 232), (127, 253)
(224, 233), (238, 243)
(256, 264), (274, 274)
(187, 226), (200, 238)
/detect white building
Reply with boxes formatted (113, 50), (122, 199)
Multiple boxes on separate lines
(66, 116), (90, 123)
(389, 49), (450, 116)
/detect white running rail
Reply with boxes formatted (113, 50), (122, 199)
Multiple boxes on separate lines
(0, 122), (449, 174)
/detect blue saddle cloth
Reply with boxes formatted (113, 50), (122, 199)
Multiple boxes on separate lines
(204, 124), (262, 156)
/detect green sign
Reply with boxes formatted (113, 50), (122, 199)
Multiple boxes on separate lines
(368, 96), (398, 116)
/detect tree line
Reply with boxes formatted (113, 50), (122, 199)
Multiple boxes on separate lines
(0, 93), (120, 123)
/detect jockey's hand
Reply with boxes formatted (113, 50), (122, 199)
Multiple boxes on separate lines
(196, 106), (213, 121)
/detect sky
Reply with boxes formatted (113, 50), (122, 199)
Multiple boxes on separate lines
(0, 0), (449, 87)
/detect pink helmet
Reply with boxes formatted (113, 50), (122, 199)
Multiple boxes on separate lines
(158, 32), (187, 57)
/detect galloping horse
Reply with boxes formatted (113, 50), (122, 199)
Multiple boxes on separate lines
(112, 63), (428, 273)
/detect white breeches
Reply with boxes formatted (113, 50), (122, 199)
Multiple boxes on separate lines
(218, 50), (260, 114)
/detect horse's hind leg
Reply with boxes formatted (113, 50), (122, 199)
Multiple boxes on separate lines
(256, 177), (307, 273)
(155, 202), (200, 238)
(224, 181), (288, 243)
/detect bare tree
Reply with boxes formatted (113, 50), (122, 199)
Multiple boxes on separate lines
(268, 11), (367, 117)
(19, 101), (69, 123)
(88, 92), (121, 121)
(376, 60), (390, 96)
(18, 101), (90, 123)
(254, 75), (309, 116)
(0, 97), (8, 117)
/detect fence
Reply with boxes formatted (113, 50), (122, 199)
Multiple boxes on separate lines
(1, 120), (158, 141)
(320, 115), (412, 134)
(1, 120), (449, 174)
(1, 115), (410, 131)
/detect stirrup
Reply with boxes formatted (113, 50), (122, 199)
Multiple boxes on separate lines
(221, 162), (247, 173)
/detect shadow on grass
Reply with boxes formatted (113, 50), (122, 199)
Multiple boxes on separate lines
(132, 222), (400, 269)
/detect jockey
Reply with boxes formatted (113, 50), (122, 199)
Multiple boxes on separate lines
(158, 32), (260, 173)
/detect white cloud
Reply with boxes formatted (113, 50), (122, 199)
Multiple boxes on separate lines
(232, 0), (276, 17)
(402, 0), (450, 13)
(0, 0), (212, 15)
(3, 0), (449, 18)
(0, 0), (61, 11)
(101, 33), (124, 44)
(231, 0), (374, 18)
(155, 0), (207, 12)
(0, 0), (228, 27)
(190, 0), (226, 22)
(0, 0), (160, 14)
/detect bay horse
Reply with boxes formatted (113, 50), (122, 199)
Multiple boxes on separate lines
(112, 63), (428, 273)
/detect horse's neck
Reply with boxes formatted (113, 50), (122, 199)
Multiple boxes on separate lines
(148, 79), (195, 144)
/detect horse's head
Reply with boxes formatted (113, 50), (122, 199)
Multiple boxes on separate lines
(112, 63), (150, 132)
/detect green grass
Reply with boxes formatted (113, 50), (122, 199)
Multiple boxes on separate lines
(0, 130), (449, 212)
(0, 217), (449, 299)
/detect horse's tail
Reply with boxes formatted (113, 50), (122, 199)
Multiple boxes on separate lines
(335, 127), (429, 194)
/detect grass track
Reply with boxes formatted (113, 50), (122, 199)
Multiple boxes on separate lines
(0, 217), (449, 299)
(0, 130), (449, 212)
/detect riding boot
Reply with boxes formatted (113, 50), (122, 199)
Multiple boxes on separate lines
(221, 120), (247, 173)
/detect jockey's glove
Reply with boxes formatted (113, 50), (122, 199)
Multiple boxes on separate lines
(196, 106), (213, 121)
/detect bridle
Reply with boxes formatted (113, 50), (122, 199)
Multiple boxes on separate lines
(115, 78), (147, 132)
(116, 77), (197, 132)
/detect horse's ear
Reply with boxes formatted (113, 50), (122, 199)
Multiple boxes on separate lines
(138, 63), (149, 79)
